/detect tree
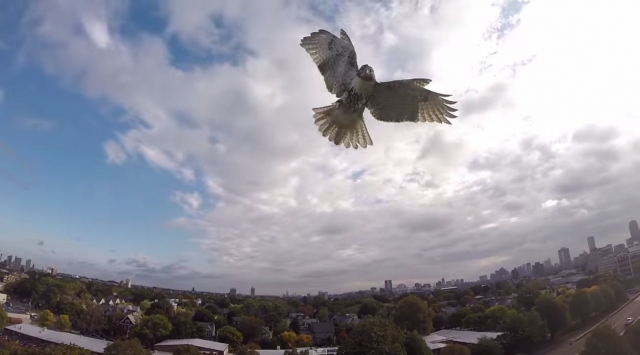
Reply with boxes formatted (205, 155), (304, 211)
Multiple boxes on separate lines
(580, 325), (632, 355)
(623, 321), (640, 354)
(289, 318), (301, 334)
(103, 339), (151, 355)
(139, 300), (152, 313)
(172, 345), (201, 355)
(132, 314), (173, 348)
(394, 295), (433, 335)
(38, 310), (56, 328)
(317, 307), (329, 322)
(57, 315), (72, 331)
(171, 311), (198, 339)
(338, 318), (407, 355)
(0, 307), (8, 328)
(570, 289), (592, 325)
(357, 302), (380, 319)
(534, 294), (569, 339)
(237, 316), (263, 343)
(588, 287), (606, 314)
(233, 346), (259, 355)
(193, 309), (216, 323)
(296, 334), (312, 347)
(516, 286), (541, 311)
(76, 306), (106, 335)
(404, 331), (433, 355)
(146, 300), (175, 318)
(471, 338), (503, 355)
(218, 326), (243, 347)
(609, 282), (627, 305)
(280, 330), (298, 349)
(440, 344), (471, 355)
(204, 303), (220, 315)
(598, 285), (616, 310)
(432, 314), (445, 331)
(496, 311), (546, 355)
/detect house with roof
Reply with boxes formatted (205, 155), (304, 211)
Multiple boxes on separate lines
(195, 322), (216, 340)
(4, 324), (111, 354)
(154, 339), (229, 355)
(310, 322), (335, 346)
(119, 314), (141, 331)
(261, 326), (273, 339)
(423, 329), (503, 354)
(331, 314), (360, 325)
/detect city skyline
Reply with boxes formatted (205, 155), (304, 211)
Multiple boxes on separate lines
(1, 1), (639, 294)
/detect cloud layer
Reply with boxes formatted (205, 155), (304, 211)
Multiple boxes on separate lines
(14, 0), (640, 294)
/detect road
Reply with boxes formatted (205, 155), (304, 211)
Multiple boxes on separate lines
(543, 295), (640, 355)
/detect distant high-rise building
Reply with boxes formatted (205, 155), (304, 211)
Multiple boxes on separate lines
(25, 259), (32, 270)
(384, 280), (393, 292)
(614, 244), (627, 254)
(125, 278), (132, 288)
(251, 286), (255, 297)
(533, 262), (546, 277)
(511, 268), (520, 280)
(14, 257), (22, 270)
(630, 220), (640, 240)
(441, 277), (445, 285)
(526, 263), (532, 272)
(627, 238), (636, 247)
(544, 258), (552, 268)
(229, 288), (237, 296)
(588, 236), (597, 252)
(558, 247), (572, 269)
(479, 275), (488, 282)
(7, 255), (13, 266)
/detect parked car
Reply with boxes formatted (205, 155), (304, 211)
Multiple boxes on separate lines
(625, 317), (634, 326)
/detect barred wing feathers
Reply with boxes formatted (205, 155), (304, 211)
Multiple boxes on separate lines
(366, 79), (458, 124)
(300, 29), (358, 98)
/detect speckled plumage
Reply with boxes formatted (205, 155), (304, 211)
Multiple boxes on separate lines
(300, 29), (458, 149)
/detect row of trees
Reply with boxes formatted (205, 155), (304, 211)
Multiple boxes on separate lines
(580, 320), (640, 355)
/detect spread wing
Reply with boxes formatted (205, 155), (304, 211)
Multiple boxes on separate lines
(300, 29), (358, 98)
(366, 79), (458, 124)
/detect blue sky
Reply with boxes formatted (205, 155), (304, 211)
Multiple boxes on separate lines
(1, 0), (640, 295)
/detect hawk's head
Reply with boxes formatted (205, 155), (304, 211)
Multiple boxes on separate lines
(357, 64), (376, 82)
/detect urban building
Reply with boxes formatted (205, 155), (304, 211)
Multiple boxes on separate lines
(6, 255), (12, 266)
(614, 244), (627, 254)
(250, 286), (255, 297)
(526, 263), (532, 272)
(511, 268), (519, 280)
(544, 258), (552, 268)
(318, 291), (328, 299)
(630, 220), (640, 240)
(479, 275), (488, 282)
(125, 278), (132, 288)
(588, 236), (597, 252)
(25, 259), (32, 270)
(384, 280), (393, 292)
(558, 247), (572, 269)
(533, 262), (546, 277)
(229, 288), (237, 296)
(14, 257), (22, 270)
(598, 252), (633, 277)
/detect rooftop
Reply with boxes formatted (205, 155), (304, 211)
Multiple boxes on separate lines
(155, 338), (229, 352)
(5, 324), (111, 353)
(431, 329), (503, 345)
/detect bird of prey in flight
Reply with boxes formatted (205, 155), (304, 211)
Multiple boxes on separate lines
(300, 29), (458, 149)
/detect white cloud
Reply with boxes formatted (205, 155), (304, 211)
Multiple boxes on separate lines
(18, 0), (640, 293)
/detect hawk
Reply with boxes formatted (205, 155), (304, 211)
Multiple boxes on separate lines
(300, 29), (458, 149)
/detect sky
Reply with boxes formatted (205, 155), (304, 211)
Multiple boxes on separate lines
(0, 0), (640, 295)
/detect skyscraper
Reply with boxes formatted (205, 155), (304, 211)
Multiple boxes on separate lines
(25, 259), (32, 270)
(230, 288), (237, 296)
(384, 280), (393, 291)
(251, 286), (255, 297)
(544, 258), (552, 268)
(14, 257), (22, 270)
(558, 247), (572, 269)
(630, 220), (640, 240)
(588, 236), (597, 252)
(526, 263), (532, 272)
(7, 255), (12, 266)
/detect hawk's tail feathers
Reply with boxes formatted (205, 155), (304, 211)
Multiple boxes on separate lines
(312, 104), (373, 149)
